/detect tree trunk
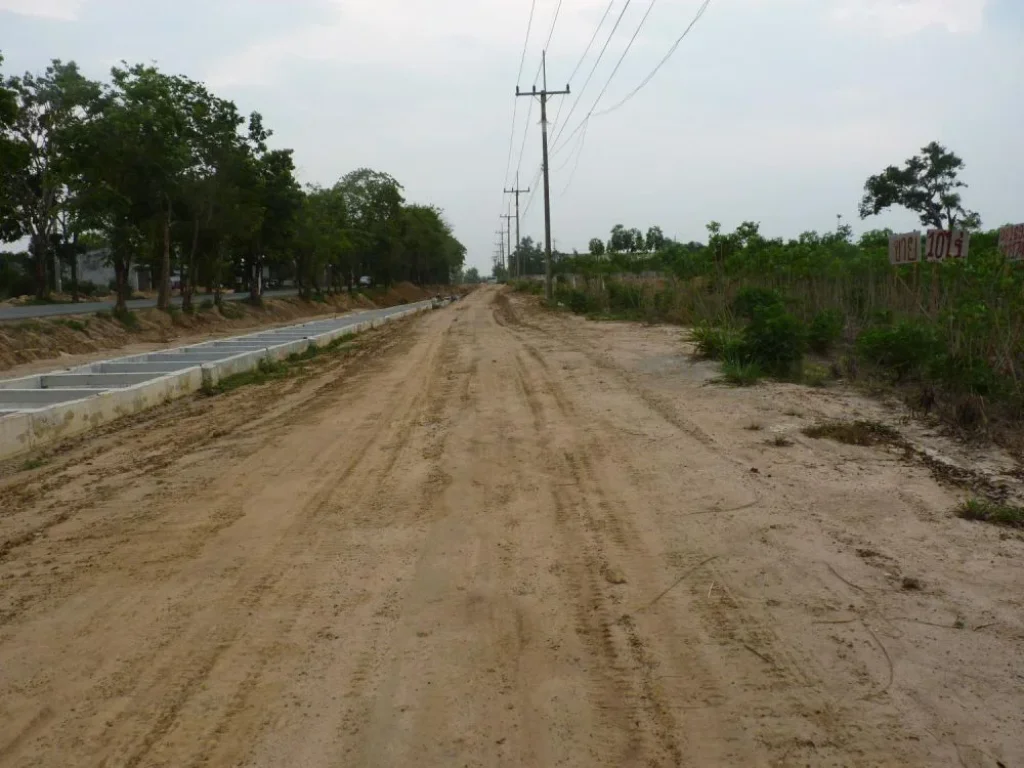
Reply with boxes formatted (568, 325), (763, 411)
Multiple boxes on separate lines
(32, 235), (49, 300)
(182, 218), (199, 312)
(157, 205), (172, 310)
(70, 233), (80, 303)
(249, 253), (261, 302)
(113, 258), (128, 314)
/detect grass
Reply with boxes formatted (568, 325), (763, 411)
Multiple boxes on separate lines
(202, 357), (289, 395)
(768, 435), (794, 447)
(203, 336), (359, 396)
(20, 457), (47, 471)
(802, 420), (901, 447)
(57, 318), (89, 332)
(955, 498), (1024, 529)
(721, 359), (763, 386)
(744, 422), (763, 431)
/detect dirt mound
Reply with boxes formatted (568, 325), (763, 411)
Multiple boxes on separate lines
(392, 282), (429, 303)
(0, 293), (373, 374)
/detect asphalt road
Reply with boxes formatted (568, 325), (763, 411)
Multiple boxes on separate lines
(0, 289), (300, 322)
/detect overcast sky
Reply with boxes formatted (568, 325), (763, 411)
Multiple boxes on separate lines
(2, 0), (1022, 273)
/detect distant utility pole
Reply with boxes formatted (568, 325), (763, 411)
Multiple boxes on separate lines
(501, 213), (514, 277)
(517, 51), (569, 302)
(494, 229), (506, 271)
(504, 173), (530, 278)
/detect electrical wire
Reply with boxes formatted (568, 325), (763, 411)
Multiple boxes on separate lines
(593, 0), (712, 117)
(550, 0), (634, 149)
(555, 0), (659, 153)
(551, 0), (616, 132)
(560, 118), (590, 195)
(500, 0), (540, 228)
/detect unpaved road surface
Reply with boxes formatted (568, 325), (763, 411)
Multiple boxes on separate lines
(1, 287), (1021, 767)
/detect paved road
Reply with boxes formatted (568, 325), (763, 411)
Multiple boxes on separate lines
(0, 289), (300, 322)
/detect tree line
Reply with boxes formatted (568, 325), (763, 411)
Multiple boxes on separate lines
(0, 55), (466, 311)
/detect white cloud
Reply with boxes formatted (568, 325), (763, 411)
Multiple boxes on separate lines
(833, 0), (987, 35)
(0, 0), (83, 20)
(205, 0), (642, 87)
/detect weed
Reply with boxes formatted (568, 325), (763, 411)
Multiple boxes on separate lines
(113, 309), (140, 329)
(808, 309), (845, 355)
(205, 357), (289, 395)
(744, 423), (763, 431)
(741, 304), (806, 378)
(802, 420), (901, 447)
(219, 301), (245, 319)
(57, 319), (89, 333)
(955, 498), (1024, 529)
(721, 359), (763, 386)
(690, 324), (743, 361)
(857, 321), (942, 381)
(732, 286), (784, 320)
(95, 310), (112, 320)
(199, 298), (215, 311)
(768, 435), (794, 447)
(900, 576), (922, 591)
(802, 364), (830, 388)
(20, 457), (47, 471)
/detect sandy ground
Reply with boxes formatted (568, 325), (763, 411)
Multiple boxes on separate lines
(0, 286), (1021, 767)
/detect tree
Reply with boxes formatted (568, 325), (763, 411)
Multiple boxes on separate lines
(588, 237), (605, 257)
(608, 224), (631, 254)
(0, 59), (101, 298)
(463, 267), (481, 284)
(627, 228), (644, 254)
(645, 226), (666, 252)
(859, 142), (981, 231)
(336, 168), (405, 288)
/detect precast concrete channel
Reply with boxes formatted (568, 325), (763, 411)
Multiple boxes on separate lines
(0, 300), (438, 459)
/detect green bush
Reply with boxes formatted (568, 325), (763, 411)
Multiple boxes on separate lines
(808, 309), (844, 354)
(857, 321), (942, 381)
(741, 305), (806, 377)
(607, 281), (643, 312)
(691, 324), (744, 361)
(732, 286), (784, 320)
(721, 359), (763, 386)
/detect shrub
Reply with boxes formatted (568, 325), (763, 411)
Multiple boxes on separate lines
(856, 321), (942, 381)
(199, 298), (215, 310)
(741, 305), (805, 377)
(808, 309), (844, 355)
(721, 359), (763, 386)
(607, 281), (643, 313)
(691, 324), (744, 361)
(955, 498), (1024, 529)
(732, 286), (784, 320)
(75, 280), (101, 297)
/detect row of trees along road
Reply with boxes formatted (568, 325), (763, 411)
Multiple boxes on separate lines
(0, 55), (466, 312)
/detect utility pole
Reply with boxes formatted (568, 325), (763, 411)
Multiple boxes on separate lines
(517, 51), (569, 302)
(494, 229), (506, 273)
(501, 213), (514, 277)
(504, 173), (530, 278)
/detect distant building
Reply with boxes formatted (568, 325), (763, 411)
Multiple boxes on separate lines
(78, 250), (144, 291)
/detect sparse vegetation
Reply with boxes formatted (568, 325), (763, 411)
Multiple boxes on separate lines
(955, 498), (1024, 529)
(802, 420), (901, 447)
(768, 435), (794, 447)
(720, 359), (763, 386)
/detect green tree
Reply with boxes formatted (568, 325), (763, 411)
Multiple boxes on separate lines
(336, 168), (405, 287)
(859, 142), (981, 231)
(463, 267), (481, 284)
(588, 237), (605, 257)
(645, 226), (666, 252)
(0, 59), (101, 298)
(608, 224), (631, 254)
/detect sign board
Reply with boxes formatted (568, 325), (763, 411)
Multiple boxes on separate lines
(925, 229), (970, 262)
(889, 232), (921, 265)
(999, 224), (1024, 262)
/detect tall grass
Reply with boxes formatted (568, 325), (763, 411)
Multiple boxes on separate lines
(552, 224), (1024, 444)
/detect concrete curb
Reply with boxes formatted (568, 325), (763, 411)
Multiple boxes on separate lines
(0, 301), (434, 462)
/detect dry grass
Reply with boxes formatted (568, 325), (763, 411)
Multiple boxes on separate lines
(802, 420), (901, 447)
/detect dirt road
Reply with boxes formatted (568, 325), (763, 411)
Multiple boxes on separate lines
(1, 287), (1021, 767)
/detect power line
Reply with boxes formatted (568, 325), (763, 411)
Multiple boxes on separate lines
(501, 0), (540, 208)
(594, 0), (712, 117)
(551, 0), (616, 131)
(560, 119), (590, 195)
(550, 0), (634, 150)
(555, 0), (660, 152)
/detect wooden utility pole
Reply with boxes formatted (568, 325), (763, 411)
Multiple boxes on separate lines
(517, 51), (569, 302)
(504, 173), (530, 277)
(501, 213), (515, 277)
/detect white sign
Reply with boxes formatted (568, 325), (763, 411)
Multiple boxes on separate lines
(889, 232), (921, 265)
(925, 230), (970, 262)
(999, 224), (1024, 262)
